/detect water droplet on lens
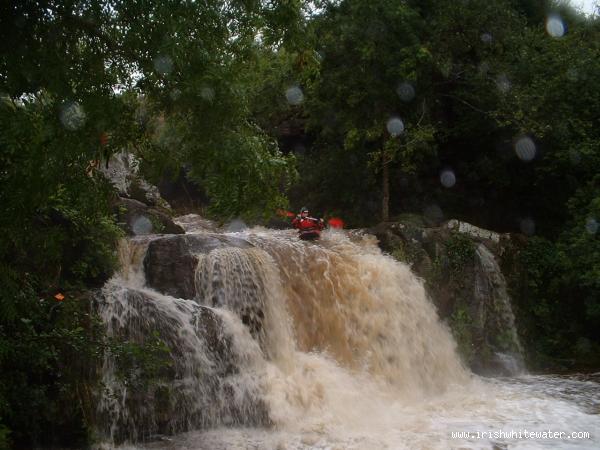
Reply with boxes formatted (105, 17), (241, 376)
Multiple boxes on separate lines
(226, 219), (247, 232)
(153, 55), (173, 75)
(293, 143), (306, 155)
(479, 61), (490, 75)
(132, 216), (153, 235)
(396, 82), (415, 102)
(200, 86), (215, 102)
(546, 15), (565, 38)
(496, 74), (511, 94)
(569, 149), (581, 165)
(60, 102), (86, 130)
(514, 136), (536, 161)
(440, 169), (456, 188)
(585, 218), (598, 235)
(423, 204), (444, 225)
(480, 33), (493, 44)
(386, 117), (404, 137)
(520, 218), (535, 235)
(566, 68), (578, 82)
(285, 86), (304, 105)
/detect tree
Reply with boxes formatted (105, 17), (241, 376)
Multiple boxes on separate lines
(0, 1), (304, 446)
(305, 0), (436, 222)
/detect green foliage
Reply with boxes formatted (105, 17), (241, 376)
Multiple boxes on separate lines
(513, 237), (572, 362)
(0, 99), (123, 289)
(187, 126), (297, 220)
(0, 424), (9, 450)
(292, 144), (376, 226)
(445, 232), (476, 274)
(302, 0), (438, 221)
(0, 290), (105, 448)
(514, 211), (600, 368)
(391, 240), (422, 267)
(391, 247), (409, 265)
(0, 1), (305, 446)
(289, 0), (600, 234)
(0, 38), (125, 449)
(556, 177), (600, 349)
(148, 214), (165, 234)
(289, 0), (600, 368)
(426, 255), (445, 293)
(449, 305), (474, 364)
(110, 332), (172, 390)
(0, 4), (598, 447)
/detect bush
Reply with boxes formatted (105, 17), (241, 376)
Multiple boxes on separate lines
(445, 232), (476, 274)
(0, 99), (124, 448)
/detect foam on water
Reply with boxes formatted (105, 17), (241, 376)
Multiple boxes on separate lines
(99, 228), (600, 449)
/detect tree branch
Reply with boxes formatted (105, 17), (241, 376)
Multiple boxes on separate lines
(440, 93), (489, 115)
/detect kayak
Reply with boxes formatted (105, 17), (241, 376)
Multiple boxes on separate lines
(299, 230), (321, 241)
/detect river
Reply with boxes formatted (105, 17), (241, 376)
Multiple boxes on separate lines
(98, 225), (599, 449)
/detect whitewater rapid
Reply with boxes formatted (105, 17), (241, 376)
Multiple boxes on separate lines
(99, 224), (599, 449)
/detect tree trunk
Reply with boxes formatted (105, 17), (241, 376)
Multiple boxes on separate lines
(382, 158), (390, 222)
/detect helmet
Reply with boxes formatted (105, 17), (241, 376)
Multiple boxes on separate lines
(300, 207), (309, 213)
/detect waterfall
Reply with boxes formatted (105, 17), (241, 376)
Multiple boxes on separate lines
(474, 243), (525, 374)
(97, 239), (270, 442)
(96, 227), (470, 443)
(243, 230), (468, 394)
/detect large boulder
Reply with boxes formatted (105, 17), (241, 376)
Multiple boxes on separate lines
(143, 234), (253, 299)
(370, 218), (525, 375)
(100, 151), (170, 208)
(96, 286), (269, 443)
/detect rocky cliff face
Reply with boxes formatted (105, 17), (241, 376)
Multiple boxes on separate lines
(370, 216), (525, 375)
(144, 234), (253, 299)
(100, 151), (185, 236)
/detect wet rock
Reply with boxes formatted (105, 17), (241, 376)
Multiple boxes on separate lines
(447, 219), (500, 243)
(144, 234), (253, 299)
(174, 213), (219, 233)
(96, 286), (269, 442)
(370, 218), (524, 375)
(144, 234), (268, 345)
(369, 222), (405, 253)
(114, 197), (185, 236)
(100, 151), (170, 208)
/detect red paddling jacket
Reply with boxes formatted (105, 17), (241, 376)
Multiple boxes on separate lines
(292, 215), (324, 237)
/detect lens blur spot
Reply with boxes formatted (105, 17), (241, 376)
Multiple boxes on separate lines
(60, 102), (86, 130)
(520, 218), (535, 236)
(546, 15), (565, 38)
(514, 136), (536, 162)
(386, 117), (405, 137)
(132, 216), (153, 235)
(396, 82), (415, 102)
(153, 55), (173, 75)
(440, 169), (456, 188)
(285, 86), (304, 105)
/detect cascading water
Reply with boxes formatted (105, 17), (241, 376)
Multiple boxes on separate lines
(97, 238), (271, 442)
(241, 230), (469, 395)
(474, 243), (525, 374)
(97, 222), (600, 449)
(194, 246), (296, 367)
